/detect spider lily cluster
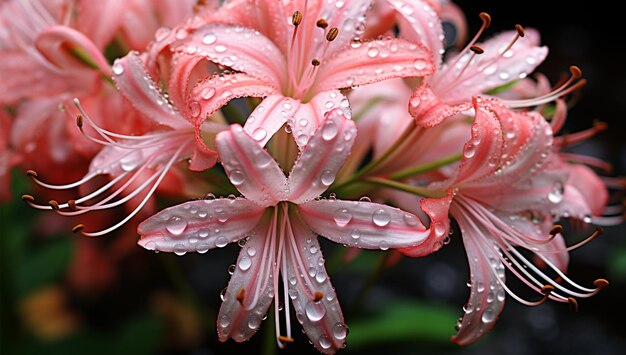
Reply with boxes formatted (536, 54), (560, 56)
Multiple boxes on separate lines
(1, 0), (621, 353)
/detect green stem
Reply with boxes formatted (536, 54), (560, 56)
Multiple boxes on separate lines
(363, 177), (444, 198)
(351, 97), (384, 121)
(390, 153), (462, 180)
(261, 308), (278, 355)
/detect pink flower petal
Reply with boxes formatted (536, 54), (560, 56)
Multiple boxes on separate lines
(216, 124), (288, 206)
(242, 94), (299, 147)
(137, 198), (265, 253)
(298, 199), (429, 249)
(192, 73), (278, 127)
(409, 82), (470, 127)
(284, 215), (346, 353)
(563, 163), (608, 217)
(288, 109), (356, 204)
(289, 90), (348, 150)
(451, 221), (506, 346)
(217, 217), (276, 343)
(167, 53), (207, 110)
(75, 0), (126, 49)
(112, 52), (189, 130)
(389, 0), (444, 66)
(178, 24), (287, 89)
(318, 0), (372, 55)
(399, 191), (453, 257)
(316, 38), (434, 92)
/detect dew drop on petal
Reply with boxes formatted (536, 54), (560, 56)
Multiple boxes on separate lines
(367, 47), (379, 58)
(112, 62), (124, 75)
(166, 216), (187, 235)
(201, 87), (216, 99)
(333, 323), (348, 340)
(548, 182), (564, 203)
(230, 169), (245, 185)
(333, 208), (352, 227)
(322, 121), (338, 140)
(228, 264), (236, 275)
(463, 144), (476, 158)
(202, 32), (217, 44)
(315, 272), (327, 283)
(188, 100), (201, 118)
(155, 27), (171, 41)
(379, 241), (389, 250)
(296, 134), (309, 146)
(216, 236), (228, 248)
(214, 44), (228, 53)
(305, 301), (326, 322)
(481, 309), (496, 323)
(403, 213), (419, 226)
(247, 246), (257, 256)
(350, 229), (361, 239)
(359, 196), (371, 203)
(238, 256), (252, 271)
(248, 317), (260, 329)
(318, 335), (332, 349)
(252, 127), (267, 141)
(413, 59), (428, 70)
(174, 244), (187, 256)
(197, 243), (210, 253)
(320, 170), (335, 186)
(372, 209), (391, 227)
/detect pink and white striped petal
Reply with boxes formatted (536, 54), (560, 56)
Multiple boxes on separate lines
(242, 94), (299, 147)
(288, 109), (356, 204)
(400, 191), (453, 257)
(216, 125), (288, 207)
(178, 24), (287, 89)
(137, 198), (265, 253)
(409, 82), (470, 127)
(316, 38), (435, 92)
(217, 217), (276, 343)
(289, 90), (348, 150)
(112, 52), (189, 130)
(298, 199), (430, 250)
(284, 215), (347, 354)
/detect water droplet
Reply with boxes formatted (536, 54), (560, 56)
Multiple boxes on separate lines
(333, 208), (352, 226)
(350, 230), (361, 239)
(216, 236), (228, 248)
(481, 309), (496, 323)
(315, 272), (327, 283)
(305, 301), (326, 322)
(252, 127), (267, 141)
(498, 71), (511, 81)
(367, 47), (379, 57)
(201, 87), (216, 99)
(112, 62), (124, 75)
(583, 215), (592, 223)
(413, 59), (428, 70)
(464, 144), (476, 158)
(248, 317), (260, 329)
(322, 121), (338, 140)
(230, 169), (245, 185)
(477, 282), (485, 292)
(359, 196), (371, 203)
(333, 323), (348, 340)
(188, 100), (201, 118)
(247, 246), (257, 256)
(166, 216), (187, 235)
(379, 241), (389, 250)
(202, 32), (217, 44)
(496, 289), (506, 301)
(309, 245), (318, 254)
(197, 243), (210, 253)
(318, 334), (331, 349)
(239, 256), (252, 271)
(320, 170), (335, 186)
(228, 264), (236, 275)
(219, 314), (230, 327)
(403, 213), (419, 226)
(215, 44), (228, 53)
(174, 244), (187, 256)
(221, 90), (232, 99)
(372, 209), (391, 227)
(155, 27), (171, 41)
(296, 134), (309, 146)
(175, 28), (188, 39)
(548, 182), (564, 203)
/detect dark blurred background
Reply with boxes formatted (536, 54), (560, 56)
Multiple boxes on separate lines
(1, 1), (625, 355)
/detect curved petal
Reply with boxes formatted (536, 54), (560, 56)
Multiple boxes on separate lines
(288, 109), (356, 204)
(452, 217), (506, 346)
(216, 124), (288, 206)
(285, 215), (346, 353)
(35, 25), (112, 75)
(242, 94), (299, 147)
(177, 24), (287, 89)
(316, 38), (435, 92)
(399, 190), (453, 257)
(137, 198), (265, 253)
(217, 217), (275, 342)
(167, 53), (207, 110)
(192, 73), (278, 127)
(113, 52), (189, 130)
(388, 0), (444, 66)
(290, 90), (348, 150)
(563, 163), (608, 217)
(409, 82), (471, 127)
(319, 0), (372, 55)
(75, 0), (126, 49)
(298, 199), (429, 249)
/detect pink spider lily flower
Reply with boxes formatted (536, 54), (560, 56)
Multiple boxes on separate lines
(23, 52), (223, 237)
(397, 97), (608, 345)
(167, 0), (434, 150)
(137, 110), (435, 353)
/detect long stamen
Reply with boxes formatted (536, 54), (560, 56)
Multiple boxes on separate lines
(245, 207), (277, 311)
(274, 204), (288, 349)
(503, 66), (586, 108)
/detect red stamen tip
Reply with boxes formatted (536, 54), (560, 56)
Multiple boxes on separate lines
(314, 291), (324, 302)
(72, 224), (85, 234)
(48, 200), (60, 210)
(479, 12), (492, 28)
(568, 297), (579, 313)
(515, 24), (525, 37)
(236, 288), (245, 304)
(21, 194), (35, 202)
(541, 285), (555, 295)
(594, 279), (609, 288)
(26, 170), (38, 177)
(570, 66), (582, 79)
(470, 45), (484, 54)
(549, 225), (563, 236)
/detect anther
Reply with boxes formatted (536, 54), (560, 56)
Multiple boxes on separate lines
(592, 120), (608, 132)
(72, 224), (85, 234)
(568, 297), (579, 312)
(569, 65), (582, 79)
(292, 11), (303, 26)
(316, 18), (328, 29)
(278, 336), (295, 343)
(470, 45), (484, 54)
(541, 285), (555, 294)
(68, 200), (77, 211)
(48, 200), (60, 210)
(313, 291), (324, 302)
(549, 225), (563, 236)
(21, 194), (35, 202)
(326, 27), (339, 41)
(515, 24), (525, 37)
(236, 288), (245, 305)
(594, 279), (609, 288)
(76, 115), (83, 128)
(311, 58), (321, 66)
(26, 170), (38, 177)
(479, 12), (492, 28)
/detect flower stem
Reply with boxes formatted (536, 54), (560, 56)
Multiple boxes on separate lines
(363, 177), (446, 198)
(390, 153), (462, 180)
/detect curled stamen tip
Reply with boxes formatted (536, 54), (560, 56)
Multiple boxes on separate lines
(278, 336), (295, 343)
(72, 224), (85, 234)
(311, 58), (321, 66)
(236, 288), (245, 304)
(316, 18), (328, 29)
(292, 11), (303, 26)
(68, 200), (77, 211)
(48, 200), (60, 210)
(568, 297), (579, 313)
(326, 27), (339, 41)
(21, 194), (35, 202)
(314, 291), (324, 302)
(594, 279), (609, 288)
(73, 98), (80, 105)
(541, 285), (555, 295)
(479, 12), (492, 28)
(570, 66), (582, 78)
(26, 169), (38, 177)
(470, 45), (484, 54)
(76, 115), (83, 128)
(593, 120), (608, 131)
(515, 24), (525, 37)
(549, 224), (563, 236)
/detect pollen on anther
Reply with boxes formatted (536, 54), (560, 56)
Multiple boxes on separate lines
(292, 11), (303, 26)
(541, 285), (555, 294)
(568, 297), (579, 313)
(311, 58), (321, 66)
(326, 27), (339, 41)
(470, 45), (484, 54)
(569, 66), (582, 79)
(515, 24), (525, 37)
(68, 200), (77, 211)
(316, 18), (328, 29)
(236, 288), (245, 304)
(72, 224), (85, 234)
(594, 279), (609, 288)
(49, 200), (60, 210)
(26, 170), (38, 177)
(479, 12), (492, 28)
(549, 225), (563, 236)
(278, 336), (295, 343)
(76, 115), (83, 128)
(314, 291), (324, 302)
(21, 194), (35, 202)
